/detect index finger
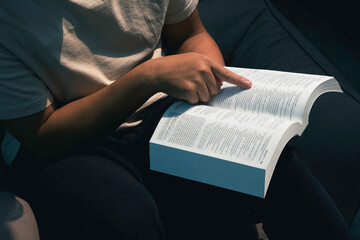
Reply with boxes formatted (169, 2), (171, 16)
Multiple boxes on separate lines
(211, 64), (252, 89)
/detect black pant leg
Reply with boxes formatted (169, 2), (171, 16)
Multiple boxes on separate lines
(259, 147), (352, 240)
(11, 154), (164, 240)
(143, 147), (352, 240)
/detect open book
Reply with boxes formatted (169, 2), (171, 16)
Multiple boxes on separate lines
(149, 67), (342, 198)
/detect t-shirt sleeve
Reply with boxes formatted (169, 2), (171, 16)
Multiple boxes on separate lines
(165, 0), (199, 24)
(0, 44), (53, 120)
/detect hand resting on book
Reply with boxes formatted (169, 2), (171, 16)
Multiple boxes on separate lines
(147, 52), (252, 104)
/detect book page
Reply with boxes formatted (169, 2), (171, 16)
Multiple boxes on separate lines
(208, 67), (334, 122)
(151, 102), (296, 168)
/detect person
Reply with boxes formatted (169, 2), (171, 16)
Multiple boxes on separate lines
(0, 0), (357, 239)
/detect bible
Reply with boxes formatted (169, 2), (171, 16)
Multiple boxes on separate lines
(149, 67), (342, 198)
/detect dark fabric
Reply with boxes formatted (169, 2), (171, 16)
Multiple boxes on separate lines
(23, 155), (164, 240)
(198, 0), (360, 224)
(8, 98), (175, 240)
(0, 161), (9, 192)
(0, 127), (10, 192)
(9, 97), (352, 240)
(198, 0), (360, 102)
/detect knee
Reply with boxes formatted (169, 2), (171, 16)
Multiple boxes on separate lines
(118, 192), (163, 239)
(92, 184), (164, 240)
(28, 157), (164, 239)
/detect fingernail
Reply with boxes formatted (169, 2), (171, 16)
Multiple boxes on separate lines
(245, 80), (252, 88)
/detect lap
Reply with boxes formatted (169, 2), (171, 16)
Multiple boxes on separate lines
(11, 143), (352, 240)
(10, 152), (163, 240)
(148, 146), (351, 240)
(7, 93), (353, 239)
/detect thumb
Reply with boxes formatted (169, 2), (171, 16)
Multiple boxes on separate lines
(212, 64), (252, 89)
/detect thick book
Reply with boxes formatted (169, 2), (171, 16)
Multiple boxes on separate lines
(149, 67), (342, 198)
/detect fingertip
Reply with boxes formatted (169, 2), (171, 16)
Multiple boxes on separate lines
(243, 79), (252, 88)
(230, 72), (252, 89)
(213, 66), (252, 88)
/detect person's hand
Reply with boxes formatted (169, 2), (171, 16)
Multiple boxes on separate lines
(147, 52), (252, 104)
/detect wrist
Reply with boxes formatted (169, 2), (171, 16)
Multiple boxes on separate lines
(139, 57), (164, 94)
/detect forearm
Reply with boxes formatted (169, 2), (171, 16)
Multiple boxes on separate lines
(40, 33), (224, 158)
(162, 9), (224, 66)
(177, 31), (225, 66)
(4, 62), (157, 159)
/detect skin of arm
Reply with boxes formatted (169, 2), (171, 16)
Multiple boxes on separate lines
(0, 192), (40, 240)
(0, 8), (251, 160)
(162, 9), (225, 65)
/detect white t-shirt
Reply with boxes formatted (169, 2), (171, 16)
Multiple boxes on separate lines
(0, 0), (198, 164)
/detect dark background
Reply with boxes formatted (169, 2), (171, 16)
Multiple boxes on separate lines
(271, 0), (360, 93)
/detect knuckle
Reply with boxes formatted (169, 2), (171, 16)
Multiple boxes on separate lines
(192, 77), (205, 89)
(181, 82), (197, 95)
(199, 54), (210, 62)
(224, 69), (232, 80)
(196, 64), (210, 75)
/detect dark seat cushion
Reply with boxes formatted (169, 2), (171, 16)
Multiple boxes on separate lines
(198, 0), (359, 101)
(0, 127), (10, 192)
